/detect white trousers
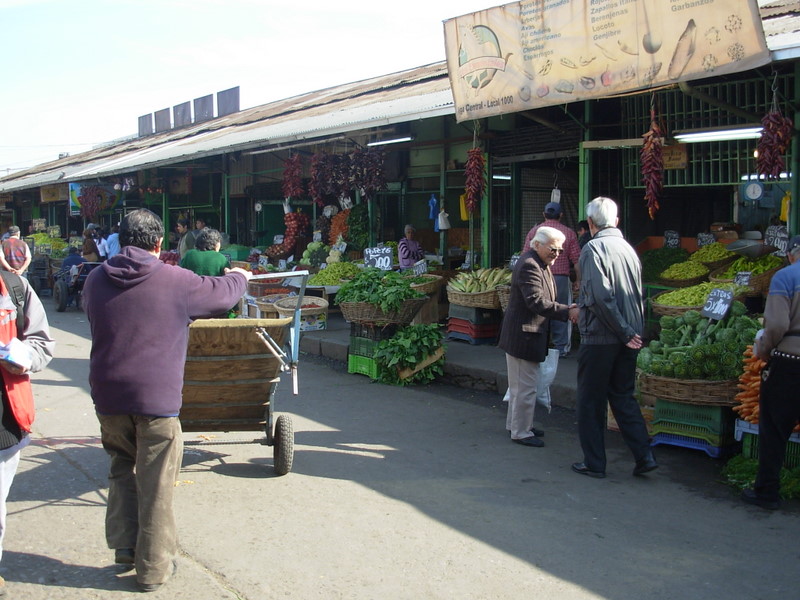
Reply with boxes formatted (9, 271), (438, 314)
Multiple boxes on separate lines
(505, 354), (540, 440)
(0, 448), (21, 562)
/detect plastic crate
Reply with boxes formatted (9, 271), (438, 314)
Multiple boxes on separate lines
(349, 322), (398, 341)
(651, 399), (736, 445)
(735, 420), (800, 468)
(651, 432), (738, 458)
(347, 353), (380, 379)
(446, 331), (497, 345)
(447, 303), (502, 325)
(349, 336), (380, 358)
(446, 317), (500, 338)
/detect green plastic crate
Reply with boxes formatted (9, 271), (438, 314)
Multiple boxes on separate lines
(349, 336), (379, 358)
(651, 399), (736, 445)
(347, 353), (380, 379)
(741, 432), (800, 468)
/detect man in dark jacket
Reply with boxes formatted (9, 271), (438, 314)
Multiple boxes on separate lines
(572, 197), (657, 479)
(83, 209), (252, 592)
(499, 226), (577, 447)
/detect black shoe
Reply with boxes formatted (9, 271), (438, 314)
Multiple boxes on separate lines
(571, 462), (606, 478)
(512, 436), (544, 447)
(138, 560), (178, 593)
(115, 548), (135, 565)
(530, 427), (545, 437)
(741, 488), (781, 510)
(633, 453), (659, 476)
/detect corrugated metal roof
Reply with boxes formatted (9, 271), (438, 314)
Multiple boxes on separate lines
(1, 6), (798, 194)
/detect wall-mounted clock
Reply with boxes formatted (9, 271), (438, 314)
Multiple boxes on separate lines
(743, 181), (764, 201)
(254, 201), (263, 212)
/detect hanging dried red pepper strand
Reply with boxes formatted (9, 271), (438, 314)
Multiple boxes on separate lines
(641, 105), (664, 220)
(464, 147), (485, 213)
(757, 80), (794, 180)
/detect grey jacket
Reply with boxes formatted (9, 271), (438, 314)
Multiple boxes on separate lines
(577, 228), (643, 345)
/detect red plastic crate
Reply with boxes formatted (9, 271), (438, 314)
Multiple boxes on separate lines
(446, 317), (499, 338)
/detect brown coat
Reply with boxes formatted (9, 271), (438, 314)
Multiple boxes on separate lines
(498, 249), (571, 362)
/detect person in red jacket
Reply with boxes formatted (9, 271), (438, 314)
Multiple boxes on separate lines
(83, 209), (252, 592)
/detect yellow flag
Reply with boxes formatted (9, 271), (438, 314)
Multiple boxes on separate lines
(459, 194), (469, 221)
(780, 191), (791, 222)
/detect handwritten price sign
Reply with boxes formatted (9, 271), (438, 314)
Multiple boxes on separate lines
(701, 288), (734, 321)
(364, 246), (393, 270)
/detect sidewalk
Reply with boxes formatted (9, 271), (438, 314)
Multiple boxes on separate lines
(300, 312), (579, 409)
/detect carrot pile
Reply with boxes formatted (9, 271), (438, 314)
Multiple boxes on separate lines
(329, 208), (350, 246)
(733, 345), (800, 432)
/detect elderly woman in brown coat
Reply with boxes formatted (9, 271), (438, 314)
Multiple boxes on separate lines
(499, 226), (578, 447)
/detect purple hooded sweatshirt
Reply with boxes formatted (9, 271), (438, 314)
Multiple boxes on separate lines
(83, 246), (247, 417)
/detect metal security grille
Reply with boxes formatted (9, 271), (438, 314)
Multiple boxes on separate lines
(621, 72), (794, 187)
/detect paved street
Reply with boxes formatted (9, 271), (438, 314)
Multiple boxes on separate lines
(3, 303), (798, 599)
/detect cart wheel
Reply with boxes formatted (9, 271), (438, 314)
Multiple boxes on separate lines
(272, 414), (294, 475)
(55, 280), (69, 312)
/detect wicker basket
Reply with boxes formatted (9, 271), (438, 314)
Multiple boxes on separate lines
(699, 254), (736, 271)
(230, 260), (253, 270)
(254, 294), (289, 317)
(409, 274), (443, 295)
(339, 297), (427, 325)
(248, 278), (292, 297)
(273, 295), (329, 317)
(446, 287), (501, 309)
(496, 285), (511, 312)
(657, 272), (708, 288)
(649, 291), (704, 318)
(638, 373), (739, 406)
(709, 264), (783, 297)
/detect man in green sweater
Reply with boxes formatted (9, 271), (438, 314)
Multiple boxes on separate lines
(180, 228), (230, 276)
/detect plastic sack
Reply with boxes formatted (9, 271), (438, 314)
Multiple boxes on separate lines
(535, 349), (560, 413)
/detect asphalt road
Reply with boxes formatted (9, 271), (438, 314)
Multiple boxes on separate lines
(4, 303), (798, 599)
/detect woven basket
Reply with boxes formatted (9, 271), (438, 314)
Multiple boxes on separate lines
(409, 274), (443, 295)
(230, 260), (253, 270)
(273, 295), (329, 317)
(496, 285), (511, 312)
(339, 297), (427, 325)
(657, 272), (708, 288)
(446, 287), (501, 309)
(638, 373), (739, 406)
(254, 294), (289, 317)
(699, 254), (736, 271)
(248, 278), (292, 297)
(710, 264), (783, 297)
(649, 291), (703, 318)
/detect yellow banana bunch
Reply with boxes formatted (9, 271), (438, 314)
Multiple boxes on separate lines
(447, 268), (512, 293)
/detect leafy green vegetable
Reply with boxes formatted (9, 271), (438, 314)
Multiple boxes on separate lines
(335, 268), (424, 313)
(373, 324), (445, 386)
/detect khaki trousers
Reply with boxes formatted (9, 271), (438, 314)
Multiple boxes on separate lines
(505, 354), (541, 440)
(97, 414), (183, 585)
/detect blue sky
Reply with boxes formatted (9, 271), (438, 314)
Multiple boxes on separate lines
(0, 0), (495, 174)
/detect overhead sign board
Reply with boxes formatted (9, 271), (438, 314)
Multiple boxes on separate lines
(443, 0), (769, 122)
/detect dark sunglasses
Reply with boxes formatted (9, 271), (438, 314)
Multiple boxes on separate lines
(548, 247), (564, 255)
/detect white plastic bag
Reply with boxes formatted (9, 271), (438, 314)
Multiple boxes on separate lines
(535, 349), (560, 413)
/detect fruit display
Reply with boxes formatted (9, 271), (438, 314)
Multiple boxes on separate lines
(308, 262), (361, 285)
(640, 247), (689, 283)
(716, 254), (784, 278)
(447, 268), (511, 293)
(659, 260), (708, 280)
(688, 242), (734, 264)
(654, 282), (749, 307)
(637, 301), (760, 380)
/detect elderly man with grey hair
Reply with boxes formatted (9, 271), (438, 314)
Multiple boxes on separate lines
(498, 226), (577, 447)
(572, 196), (657, 478)
(742, 234), (800, 510)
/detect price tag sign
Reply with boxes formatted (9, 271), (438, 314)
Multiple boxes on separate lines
(36, 244), (52, 255)
(696, 232), (716, 247)
(701, 288), (734, 320)
(273, 235), (284, 245)
(764, 224), (788, 257)
(333, 241), (347, 253)
(258, 255), (270, 269)
(278, 259), (287, 271)
(69, 237), (83, 248)
(312, 231), (322, 242)
(663, 230), (681, 249)
(509, 253), (520, 269)
(47, 225), (61, 237)
(412, 259), (428, 276)
(734, 271), (752, 287)
(364, 246), (393, 270)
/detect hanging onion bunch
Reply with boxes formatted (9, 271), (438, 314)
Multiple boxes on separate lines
(641, 108), (664, 220)
(281, 153), (304, 199)
(757, 109), (793, 180)
(464, 147), (485, 213)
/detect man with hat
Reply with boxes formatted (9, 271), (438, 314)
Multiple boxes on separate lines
(0, 226), (31, 277)
(522, 202), (581, 357)
(742, 234), (800, 510)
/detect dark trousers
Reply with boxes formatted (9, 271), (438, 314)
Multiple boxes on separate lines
(755, 355), (800, 501)
(577, 343), (651, 472)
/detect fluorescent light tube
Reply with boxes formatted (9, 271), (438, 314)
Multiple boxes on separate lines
(366, 136), (414, 147)
(674, 126), (763, 143)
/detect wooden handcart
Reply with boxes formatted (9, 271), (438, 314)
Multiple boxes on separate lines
(181, 271), (310, 475)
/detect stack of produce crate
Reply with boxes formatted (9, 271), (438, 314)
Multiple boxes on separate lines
(347, 323), (397, 378)
(734, 420), (800, 467)
(649, 399), (738, 458)
(445, 304), (502, 345)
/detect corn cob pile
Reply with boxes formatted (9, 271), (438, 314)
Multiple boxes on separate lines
(447, 268), (511, 293)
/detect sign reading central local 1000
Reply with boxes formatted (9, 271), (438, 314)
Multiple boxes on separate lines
(364, 246), (393, 270)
